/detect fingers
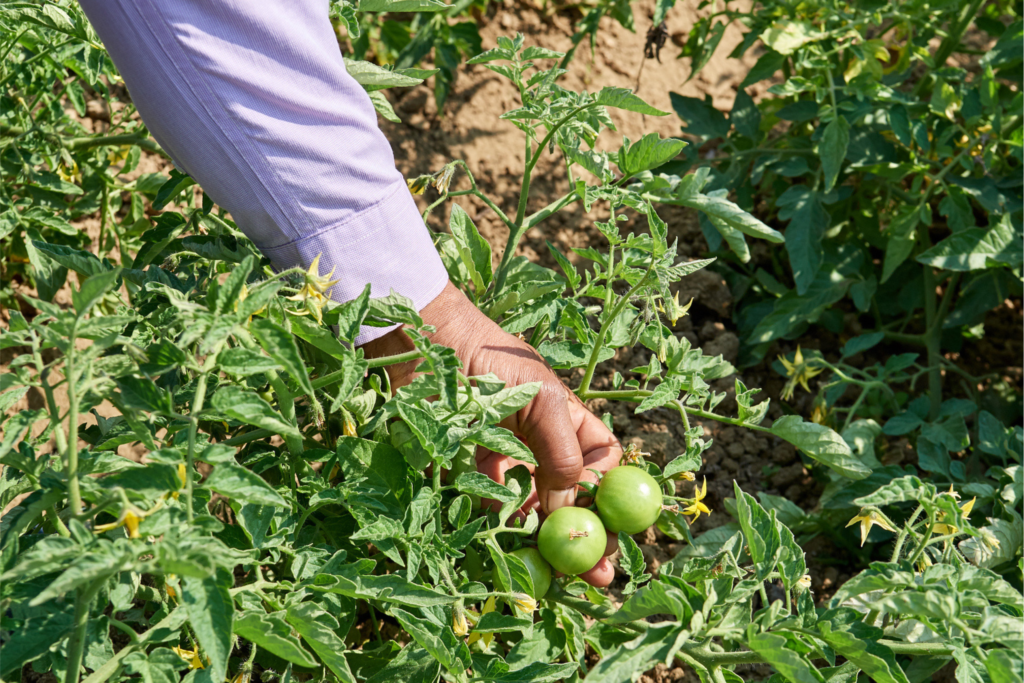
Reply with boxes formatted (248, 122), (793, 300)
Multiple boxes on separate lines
(568, 398), (623, 504)
(603, 530), (618, 556)
(513, 382), (586, 515)
(475, 449), (538, 517)
(579, 557), (615, 588)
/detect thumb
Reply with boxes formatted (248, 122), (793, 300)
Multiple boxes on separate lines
(514, 382), (584, 514)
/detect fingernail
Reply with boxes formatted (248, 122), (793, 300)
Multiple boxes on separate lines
(544, 488), (575, 513)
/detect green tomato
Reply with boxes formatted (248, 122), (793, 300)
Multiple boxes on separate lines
(537, 507), (606, 576)
(495, 547), (552, 599)
(595, 466), (663, 534)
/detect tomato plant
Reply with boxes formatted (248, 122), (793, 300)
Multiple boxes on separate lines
(2, 4), (1022, 683)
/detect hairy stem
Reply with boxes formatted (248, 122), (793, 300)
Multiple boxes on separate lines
(577, 266), (654, 398)
(64, 579), (105, 683)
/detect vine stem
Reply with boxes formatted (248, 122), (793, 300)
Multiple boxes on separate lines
(185, 341), (226, 522)
(66, 326), (83, 515)
(64, 579), (105, 683)
(583, 389), (773, 434)
(577, 265), (655, 398)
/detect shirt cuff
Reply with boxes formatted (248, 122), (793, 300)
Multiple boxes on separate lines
(257, 180), (450, 345)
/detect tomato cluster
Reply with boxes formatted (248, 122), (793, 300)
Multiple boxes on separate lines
(531, 465), (663, 580)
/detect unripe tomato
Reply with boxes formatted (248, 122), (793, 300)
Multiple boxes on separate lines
(595, 466), (662, 534)
(537, 507), (606, 576)
(495, 547), (552, 599)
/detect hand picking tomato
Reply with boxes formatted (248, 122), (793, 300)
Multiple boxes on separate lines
(595, 465), (663, 534)
(537, 507), (606, 576)
(495, 546), (552, 599)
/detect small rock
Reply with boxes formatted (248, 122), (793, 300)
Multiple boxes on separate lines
(703, 331), (740, 364)
(86, 99), (109, 121)
(699, 321), (725, 341)
(722, 456), (739, 472)
(771, 463), (805, 488)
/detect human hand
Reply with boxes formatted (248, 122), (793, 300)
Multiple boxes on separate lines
(361, 281), (623, 586)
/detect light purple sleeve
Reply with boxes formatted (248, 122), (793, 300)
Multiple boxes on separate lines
(78, 0), (449, 345)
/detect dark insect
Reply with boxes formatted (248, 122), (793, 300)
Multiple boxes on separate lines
(644, 21), (669, 62)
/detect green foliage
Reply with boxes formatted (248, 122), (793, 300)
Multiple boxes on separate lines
(2, 4), (1022, 683)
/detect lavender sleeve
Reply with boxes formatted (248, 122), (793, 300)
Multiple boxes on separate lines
(78, 0), (449, 345)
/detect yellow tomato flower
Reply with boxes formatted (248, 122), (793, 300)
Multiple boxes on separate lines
(172, 646), (205, 670)
(846, 509), (897, 546)
(512, 593), (537, 613)
(682, 478), (711, 521)
(466, 597), (496, 648)
(934, 496), (976, 536)
(778, 346), (824, 401)
(675, 471), (696, 482)
(235, 283), (266, 324)
(58, 161), (81, 184)
(287, 253), (340, 324)
(407, 174), (432, 195)
(107, 146), (130, 166)
(621, 443), (648, 466)
(452, 605), (469, 637)
(94, 499), (164, 538)
(657, 291), (694, 326)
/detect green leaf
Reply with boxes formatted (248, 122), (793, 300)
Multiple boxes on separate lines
(390, 607), (470, 676)
(781, 188), (827, 295)
(477, 660), (579, 682)
(217, 347), (283, 377)
(233, 610), (319, 668)
(250, 319), (315, 398)
(0, 611), (74, 675)
(123, 648), (186, 683)
(594, 87), (668, 116)
(881, 209), (919, 283)
(608, 578), (695, 624)
(358, 0), (447, 10)
(183, 568), (235, 683)
(675, 189), (783, 244)
(453, 471), (516, 502)
(449, 204), (493, 292)
(817, 621), (910, 683)
(865, 589), (958, 622)
(984, 649), (1023, 683)
(731, 89), (762, 140)
(820, 117), (850, 193)
(760, 20), (822, 54)
(286, 603), (357, 682)
(771, 416), (869, 479)
(24, 229), (67, 303)
(777, 520), (806, 590)
(617, 133), (686, 176)
(916, 215), (1023, 271)
(344, 58), (424, 91)
(209, 385), (303, 441)
(70, 268), (120, 318)
(748, 632), (825, 683)
(636, 377), (682, 413)
(740, 50), (787, 88)
(204, 463), (288, 507)
(618, 532), (652, 593)
(734, 481), (782, 576)
(117, 376), (175, 414)
(584, 623), (689, 683)
(465, 426), (537, 465)
(670, 94), (730, 139)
